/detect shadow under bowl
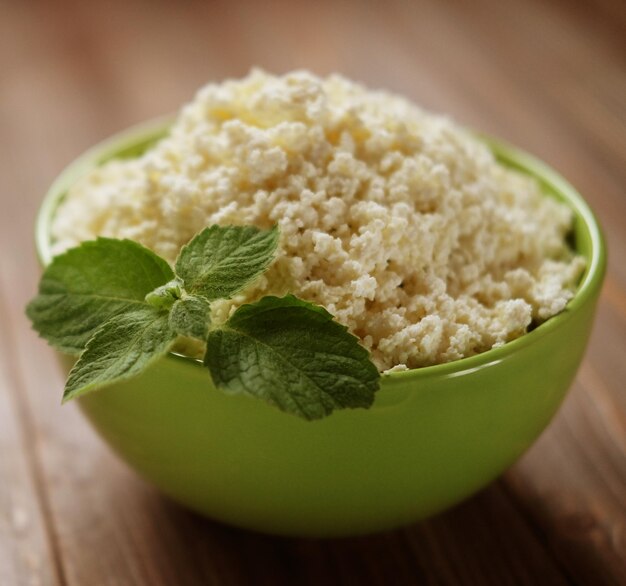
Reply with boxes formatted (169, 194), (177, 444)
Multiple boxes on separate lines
(35, 119), (606, 537)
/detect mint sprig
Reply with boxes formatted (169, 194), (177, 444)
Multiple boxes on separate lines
(27, 225), (380, 419)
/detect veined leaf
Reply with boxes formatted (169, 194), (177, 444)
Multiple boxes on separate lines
(63, 307), (176, 402)
(175, 225), (279, 301)
(27, 238), (173, 353)
(205, 295), (380, 420)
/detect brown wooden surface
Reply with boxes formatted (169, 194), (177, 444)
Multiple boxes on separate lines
(1, 0), (625, 584)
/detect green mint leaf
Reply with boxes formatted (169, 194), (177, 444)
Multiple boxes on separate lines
(27, 238), (174, 354)
(169, 295), (211, 340)
(204, 295), (380, 420)
(175, 225), (279, 301)
(63, 307), (175, 402)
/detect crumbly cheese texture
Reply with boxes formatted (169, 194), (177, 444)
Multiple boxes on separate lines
(51, 70), (584, 371)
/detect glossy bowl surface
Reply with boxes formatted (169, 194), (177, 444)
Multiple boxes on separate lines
(36, 120), (606, 537)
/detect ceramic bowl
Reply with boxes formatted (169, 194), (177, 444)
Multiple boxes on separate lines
(35, 119), (606, 537)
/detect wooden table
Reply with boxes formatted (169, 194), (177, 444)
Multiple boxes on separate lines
(1, 0), (624, 583)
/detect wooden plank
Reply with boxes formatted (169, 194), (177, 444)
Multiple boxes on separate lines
(0, 263), (62, 586)
(0, 9), (66, 583)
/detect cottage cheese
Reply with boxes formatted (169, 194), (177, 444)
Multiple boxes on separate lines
(51, 70), (584, 371)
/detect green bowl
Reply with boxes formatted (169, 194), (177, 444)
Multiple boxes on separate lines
(35, 119), (606, 537)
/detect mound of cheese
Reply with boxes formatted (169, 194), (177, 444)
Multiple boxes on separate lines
(52, 70), (584, 370)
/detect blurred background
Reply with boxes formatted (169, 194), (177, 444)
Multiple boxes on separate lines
(1, 0), (624, 584)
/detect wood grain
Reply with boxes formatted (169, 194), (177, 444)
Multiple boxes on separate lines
(0, 0), (624, 583)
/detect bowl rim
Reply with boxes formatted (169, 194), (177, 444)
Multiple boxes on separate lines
(35, 118), (607, 385)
